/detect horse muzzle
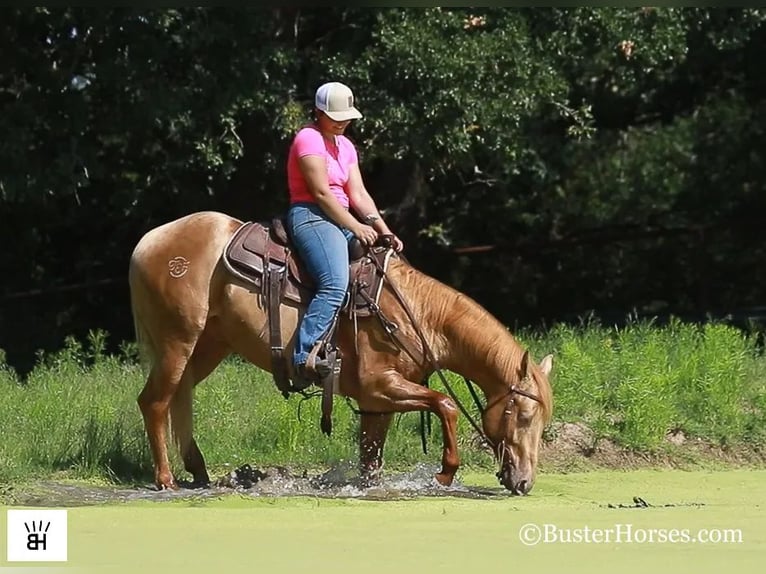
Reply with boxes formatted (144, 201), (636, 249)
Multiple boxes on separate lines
(497, 467), (533, 495)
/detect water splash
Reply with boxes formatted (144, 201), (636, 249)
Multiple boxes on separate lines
(8, 463), (507, 507)
(218, 462), (504, 500)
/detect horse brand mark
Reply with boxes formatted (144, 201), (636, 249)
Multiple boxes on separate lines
(168, 256), (190, 278)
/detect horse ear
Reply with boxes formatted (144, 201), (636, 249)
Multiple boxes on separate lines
(521, 350), (531, 378)
(539, 354), (553, 376)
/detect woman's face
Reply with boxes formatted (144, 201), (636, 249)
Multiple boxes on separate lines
(316, 110), (352, 135)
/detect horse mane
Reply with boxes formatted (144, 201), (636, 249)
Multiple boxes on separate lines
(389, 257), (553, 421)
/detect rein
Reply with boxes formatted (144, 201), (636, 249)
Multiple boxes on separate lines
(358, 249), (544, 454)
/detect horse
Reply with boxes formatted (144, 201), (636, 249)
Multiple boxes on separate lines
(129, 211), (554, 494)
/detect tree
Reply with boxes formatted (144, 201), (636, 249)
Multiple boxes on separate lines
(1, 7), (764, 372)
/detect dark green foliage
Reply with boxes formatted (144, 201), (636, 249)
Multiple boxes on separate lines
(1, 8), (765, 371)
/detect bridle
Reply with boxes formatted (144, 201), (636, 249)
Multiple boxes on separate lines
(357, 248), (545, 478)
(474, 375), (540, 483)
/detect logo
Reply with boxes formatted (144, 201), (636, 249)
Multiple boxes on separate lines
(7, 509), (67, 562)
(25, 520), (50, 551)
(168, 256), (190, 278)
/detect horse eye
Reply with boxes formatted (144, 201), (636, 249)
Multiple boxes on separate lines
(517, 408), (535, 425)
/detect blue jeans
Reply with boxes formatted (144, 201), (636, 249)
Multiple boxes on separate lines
(287, 202), (353, 366)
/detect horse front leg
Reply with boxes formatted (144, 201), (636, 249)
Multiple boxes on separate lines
(358, 373), (460, 487)
(430, 393), (460, 486)
(359, 412), (393, 485)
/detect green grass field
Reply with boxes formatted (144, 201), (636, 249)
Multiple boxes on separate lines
(1, 469), (763, 574)
(1, 319), (765, 485)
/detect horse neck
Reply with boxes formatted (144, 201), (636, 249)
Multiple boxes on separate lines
(410, 277), (523, 399)
(442, 322), (524, 400)
(388, 259), (524, 399)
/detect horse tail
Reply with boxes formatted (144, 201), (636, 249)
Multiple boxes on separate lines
(131, 303), (153, 376)
(129, 259), (154, 376)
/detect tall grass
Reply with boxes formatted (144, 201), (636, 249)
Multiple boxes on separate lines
(531, 317), (766, 450)
(0, 334), (152, 483)
(1, 319), (764, 484)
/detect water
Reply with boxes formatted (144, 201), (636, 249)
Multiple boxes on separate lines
(5, 463), (508, 507)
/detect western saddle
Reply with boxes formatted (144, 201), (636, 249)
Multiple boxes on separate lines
(222, 217), (394, 434)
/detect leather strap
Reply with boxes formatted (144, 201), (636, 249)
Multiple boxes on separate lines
(318, 309), (342, 436)
(267, 261), (290, 398)
(306, 340), (321, 373)
(320, 347), (338, 436)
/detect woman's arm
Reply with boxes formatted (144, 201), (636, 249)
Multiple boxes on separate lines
(298, 155), (378, 246)
(346, 163), (404, 251)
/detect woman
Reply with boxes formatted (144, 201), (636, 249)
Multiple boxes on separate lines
(286, 81), (404, 389)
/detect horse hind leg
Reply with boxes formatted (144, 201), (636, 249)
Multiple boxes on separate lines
(170, 329), (230, 487)
(359, 413), (393, 486)
(169, 380), (207, 486)
(138, 342), (194, 490)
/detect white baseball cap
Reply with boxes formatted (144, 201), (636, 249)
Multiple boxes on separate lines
(315, 82), (363, 121)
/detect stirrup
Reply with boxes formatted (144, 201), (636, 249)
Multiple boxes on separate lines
(290, 364), (316, 392)
(306, 341), (332, 378)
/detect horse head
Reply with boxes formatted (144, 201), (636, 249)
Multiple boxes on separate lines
(481, 351), (553, 495)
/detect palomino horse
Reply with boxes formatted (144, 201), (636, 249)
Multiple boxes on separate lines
(129, 211), (553, 494)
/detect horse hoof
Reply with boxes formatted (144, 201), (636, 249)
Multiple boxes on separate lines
(192, 476), (211, 489)
(434, 472), (454, 487)
(359, 471), (382, 489)
(156, 475), (179, 491)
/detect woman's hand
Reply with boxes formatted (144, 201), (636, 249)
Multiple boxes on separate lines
(374, 233), (405, 252)
(352, 223), (379, 247)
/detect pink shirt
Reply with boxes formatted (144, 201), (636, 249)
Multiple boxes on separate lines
(287, 126), (359, 209)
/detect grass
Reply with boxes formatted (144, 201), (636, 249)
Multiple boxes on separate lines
(526, 317), (766, 450)
(0, 318), (765, 485)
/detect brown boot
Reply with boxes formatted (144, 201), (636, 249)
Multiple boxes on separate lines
(291, 364), (317, 392)
(292, 358), (332, 392)
(307, 357), (332, 379)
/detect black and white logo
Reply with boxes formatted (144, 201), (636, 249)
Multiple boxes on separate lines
(7, 509), (67, 562)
